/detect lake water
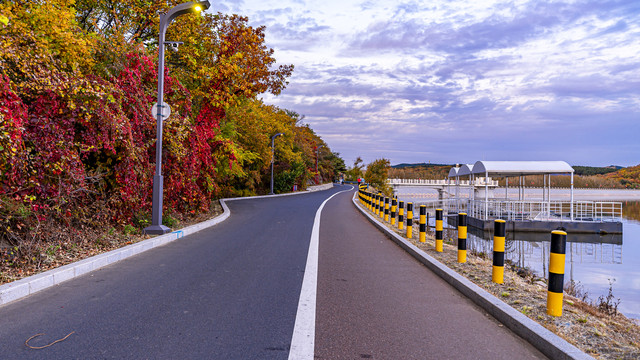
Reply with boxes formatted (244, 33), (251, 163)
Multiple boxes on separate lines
(396, 188), (640, 320)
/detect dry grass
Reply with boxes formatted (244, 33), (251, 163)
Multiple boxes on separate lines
(0, 202), (223, 286)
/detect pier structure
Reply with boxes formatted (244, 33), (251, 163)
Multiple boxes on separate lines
(447, 161), (622, 234)
(387, 176), (498, 200)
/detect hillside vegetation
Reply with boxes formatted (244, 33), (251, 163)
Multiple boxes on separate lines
(387, 163), (640, 189)
(388, 164), (452, 180)
(0, 1), (344, 273)
(604, 164), (640, 189)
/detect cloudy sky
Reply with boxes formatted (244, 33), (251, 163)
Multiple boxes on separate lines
(214, 0), (640, 167)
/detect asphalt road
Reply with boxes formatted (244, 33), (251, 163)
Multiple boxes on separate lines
(0, 186), (548, 359)
(0, 187), (344, 359)
(315, 188), (547, 359)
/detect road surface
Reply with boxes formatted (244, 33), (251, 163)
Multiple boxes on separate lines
(0, 186), (546, 359)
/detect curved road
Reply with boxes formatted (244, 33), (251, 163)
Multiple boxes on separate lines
(0, 185), (546, 359)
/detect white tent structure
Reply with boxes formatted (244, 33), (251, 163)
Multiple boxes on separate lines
(448, 165), (474, 211)
(471, 161), (575, 220)
(441, 160), (622, 233)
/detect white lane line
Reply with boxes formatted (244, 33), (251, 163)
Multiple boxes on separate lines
(288, 186), (353, 360)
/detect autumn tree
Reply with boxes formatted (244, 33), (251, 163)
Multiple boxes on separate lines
(365, 158), (392, 195)
(0, 0), (343, 269)
(345, 157), (365, 181)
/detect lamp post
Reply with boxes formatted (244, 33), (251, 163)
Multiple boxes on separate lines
(315, 145), (325, 184)
(144, 1), (210, 235)
(270, 133), (283, 195)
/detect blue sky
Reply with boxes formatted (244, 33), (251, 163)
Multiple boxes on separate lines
(214, 0), (640, 168)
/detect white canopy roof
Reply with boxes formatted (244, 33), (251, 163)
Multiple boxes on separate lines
(471, 161), (574, 177)
(456, 164), (474, 177)
(448, 167), (459, 177)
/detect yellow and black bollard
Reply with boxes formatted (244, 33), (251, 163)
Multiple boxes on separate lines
(457, 213), (467, 263)
(435, 209), (443, 252)
(406, 203), (414, 238)
(384, 197), (390, 222)
(547, 230), (567, 317)
(419, 205), (427, 243)
(379, 196), (385, 219)
(492, 219), (506, 284)
(375, 194), (380, 216)
(367, 192), (372, 211)
(390, 198), (397, 226)
(371, 193), (376, 213)
(398, 201), (405, 230)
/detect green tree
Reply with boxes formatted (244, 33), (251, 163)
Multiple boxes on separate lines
(365, 158), (391, 194)
(345, 157), (365, 181)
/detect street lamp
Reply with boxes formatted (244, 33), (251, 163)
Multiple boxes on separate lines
(144, 1), (211, 235)
(269, 133), (283, 195)
(315, 144), (325, 184)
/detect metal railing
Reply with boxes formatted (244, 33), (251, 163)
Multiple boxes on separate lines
(465, 199), (622, 222)
(388, 178), (499, 186)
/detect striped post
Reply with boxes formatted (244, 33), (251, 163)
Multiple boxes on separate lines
(406, 203), (413, 239)
(367, 192), (372, 210)
(390, 198), (397, 226)
(373, 194), (377, 214)
(384, 197), (390, 222)
(435, 209), (443, 252)
(419, 205), (426, 243)
(380, 196), (386, 219)
(375, 194), (380, 216)
(492, 219), (506, 284)
(377, 195), (383, 217)
(457, 213), (467, 263)
(398, 201), (405, 230)
(547, 230), (567, 317)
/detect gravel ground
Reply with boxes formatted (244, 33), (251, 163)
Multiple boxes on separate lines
(0, 202), (224, 285)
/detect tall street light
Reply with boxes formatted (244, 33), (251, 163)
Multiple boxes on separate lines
(315, 144), (325, 184)
(144, 1), (211, 235)
(269, 133), (283, 195)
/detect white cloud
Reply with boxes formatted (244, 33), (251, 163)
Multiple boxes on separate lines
(217, 0), (640, 166)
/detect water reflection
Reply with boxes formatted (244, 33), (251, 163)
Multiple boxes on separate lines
(407, 193), (640, 320)
(464, 227), (623, 281)
(444, 204), (640, 320)
(622, 200), (640, 222)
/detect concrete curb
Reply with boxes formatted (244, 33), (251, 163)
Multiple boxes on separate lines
(351, 192), (594, 360)
(306, 183), (334, 192)
(0, 184), (339, 307)
(0, 201), (232, 307)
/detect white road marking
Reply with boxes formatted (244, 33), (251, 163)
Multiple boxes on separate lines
(288, 186), (353, 360)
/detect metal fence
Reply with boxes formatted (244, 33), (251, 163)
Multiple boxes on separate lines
(387, 178), (499, 186)
(400, 198), (622, 223)
(465, 199), (622, 222)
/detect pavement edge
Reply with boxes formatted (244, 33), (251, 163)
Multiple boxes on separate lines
(351, 192), (594, 360)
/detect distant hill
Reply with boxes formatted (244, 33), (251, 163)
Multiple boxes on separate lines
(604, 164), (640, 188)
(387, 163), (638, 187)
(392, 162), (453, 169)
(572, 165), (622, 176)
(388, 163), (452, 179)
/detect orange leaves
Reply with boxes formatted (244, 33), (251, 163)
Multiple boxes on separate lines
(164, 12), (293, 110)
